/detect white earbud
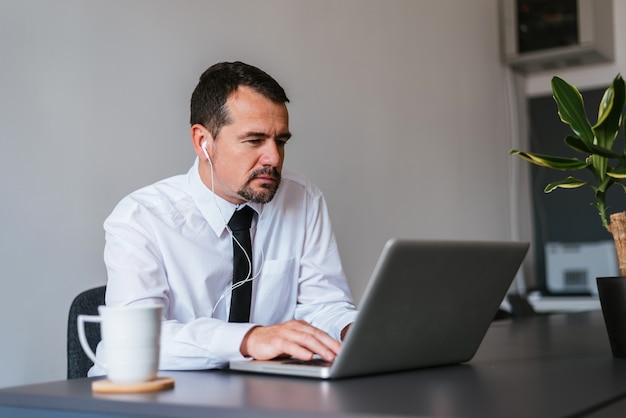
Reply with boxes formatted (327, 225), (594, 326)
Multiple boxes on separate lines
(201, 141), (213, 167)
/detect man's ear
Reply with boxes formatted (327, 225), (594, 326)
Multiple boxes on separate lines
(191, 124), (213, 161)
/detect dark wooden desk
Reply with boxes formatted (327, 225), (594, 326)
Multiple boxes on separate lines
(2, 311), (626, 418)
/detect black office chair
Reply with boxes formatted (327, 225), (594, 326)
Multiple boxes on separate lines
(66, 285), (106, 379)
(507, 293), (538, 319)
(493, 308), (513, 320)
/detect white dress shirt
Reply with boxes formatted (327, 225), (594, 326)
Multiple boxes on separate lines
(90, 158), (357, 374)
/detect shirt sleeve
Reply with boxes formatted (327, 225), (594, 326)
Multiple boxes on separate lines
(294, 192), (358, 340)
(102, 216), (256, 371)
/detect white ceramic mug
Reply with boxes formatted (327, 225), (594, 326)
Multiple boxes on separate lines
(78, 305), (163, 384)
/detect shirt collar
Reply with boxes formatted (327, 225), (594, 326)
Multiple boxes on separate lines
(187, 158), (262, 237)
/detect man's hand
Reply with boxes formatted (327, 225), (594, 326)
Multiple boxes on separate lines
(340, 323), (351, 341)
(240, 320), (341, 362)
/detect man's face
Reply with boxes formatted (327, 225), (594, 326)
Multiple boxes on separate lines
(200, 86), (291, 205)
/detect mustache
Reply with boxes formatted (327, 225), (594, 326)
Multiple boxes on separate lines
(248, 167), (281, 182)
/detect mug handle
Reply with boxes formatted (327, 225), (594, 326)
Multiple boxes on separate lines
(77, 314), (107, 371)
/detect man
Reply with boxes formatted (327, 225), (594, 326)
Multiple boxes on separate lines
(91, 61), (357, 374)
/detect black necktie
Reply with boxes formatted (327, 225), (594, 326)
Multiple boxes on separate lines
(228, 206), (255, 323)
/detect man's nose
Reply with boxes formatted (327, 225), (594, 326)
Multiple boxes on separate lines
(260, 141), (282, 166)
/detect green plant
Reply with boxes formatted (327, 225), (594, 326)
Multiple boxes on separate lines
(510, 74), (626, 231)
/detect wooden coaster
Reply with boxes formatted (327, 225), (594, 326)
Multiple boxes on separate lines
(92, 376), (175, 394)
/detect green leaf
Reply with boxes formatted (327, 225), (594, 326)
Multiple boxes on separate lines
(564, 135), (622, 158)
(593, 74), (626, 149)
(607, 168), (626, 179)
(509, 150), (589, 170)
(552, 76), (595, 143)
(544, 177), (587, 193)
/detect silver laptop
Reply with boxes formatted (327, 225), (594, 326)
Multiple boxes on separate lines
(230, 239), (529, 379)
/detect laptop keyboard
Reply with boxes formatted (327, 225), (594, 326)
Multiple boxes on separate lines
(282, 358), (333, 367)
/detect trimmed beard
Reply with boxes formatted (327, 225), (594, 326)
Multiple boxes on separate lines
(237, 167), (281, 204)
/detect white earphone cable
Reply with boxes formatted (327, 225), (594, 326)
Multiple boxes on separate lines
(202, 144), (264, 316)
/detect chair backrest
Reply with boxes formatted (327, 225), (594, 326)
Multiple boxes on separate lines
(66, 286), (106, 379)
(507, 293), (537, 318)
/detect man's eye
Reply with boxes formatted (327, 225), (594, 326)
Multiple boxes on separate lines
(276, 140), (288, 148)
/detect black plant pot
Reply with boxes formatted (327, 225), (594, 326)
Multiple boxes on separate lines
(597, 276), (626, 358)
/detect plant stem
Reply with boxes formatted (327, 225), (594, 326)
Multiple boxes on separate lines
(596, 190), (610, 231)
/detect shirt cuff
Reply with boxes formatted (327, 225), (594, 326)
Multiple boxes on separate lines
(209, 322), (258, 361)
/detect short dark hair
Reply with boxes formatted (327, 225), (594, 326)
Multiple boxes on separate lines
(190, 61), (290, 138)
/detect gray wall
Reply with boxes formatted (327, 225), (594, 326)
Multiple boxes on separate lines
(1, 0), (523, 387)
